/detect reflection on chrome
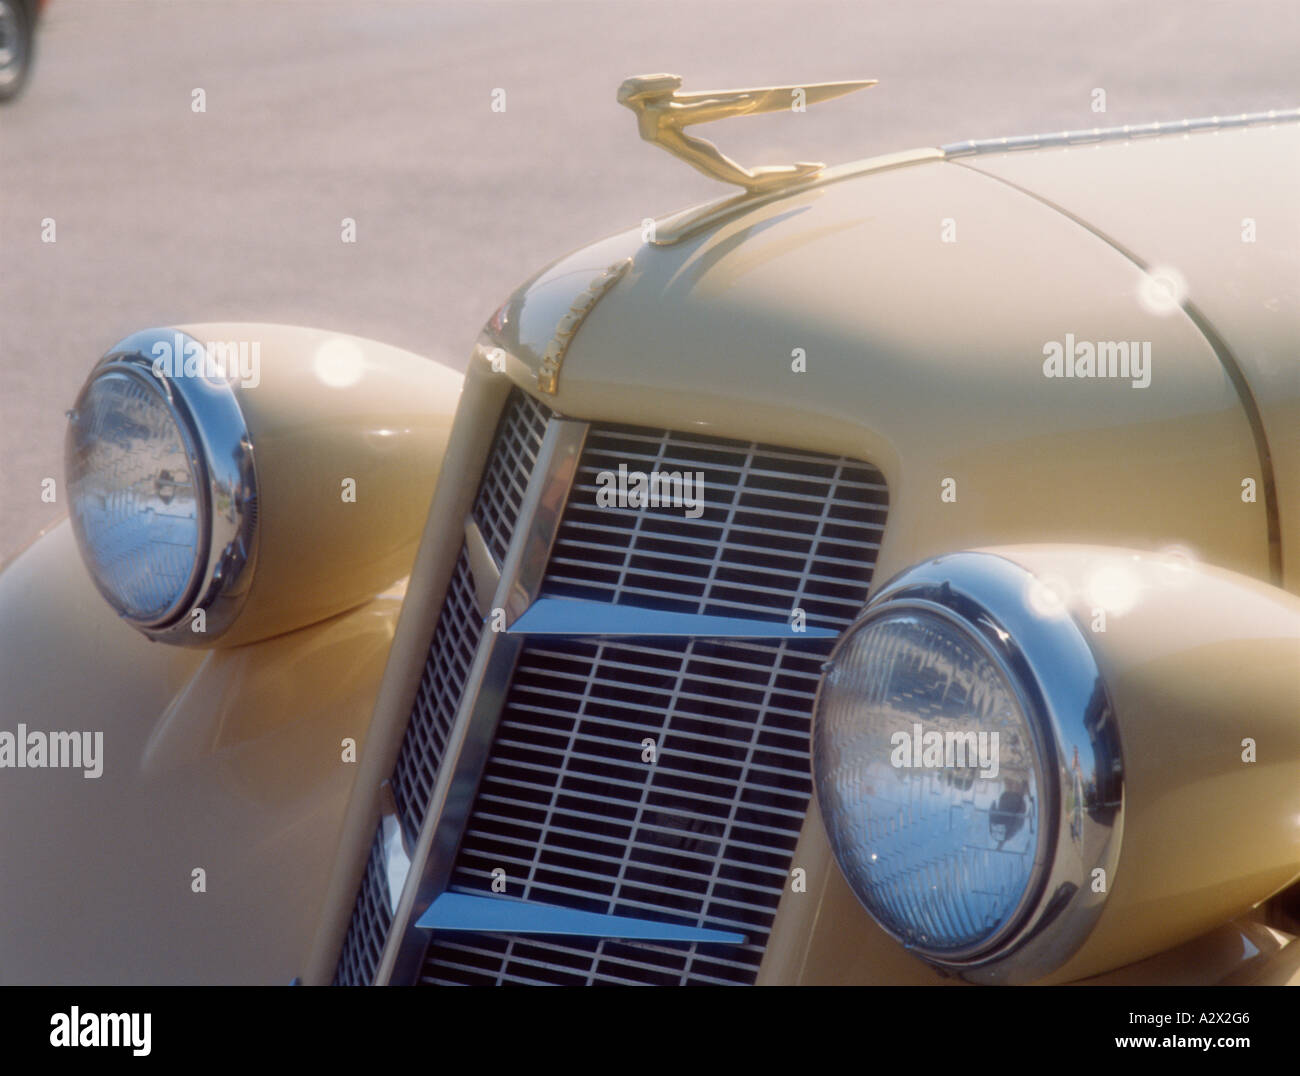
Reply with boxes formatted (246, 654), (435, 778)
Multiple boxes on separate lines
(66, 366), (205, 625)
(817, 609), (1046, 958)
(813, 551), (1124, 983)
(64, 329), (260, 644)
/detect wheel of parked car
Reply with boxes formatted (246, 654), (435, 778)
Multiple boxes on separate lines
(0, 0), (33, 102)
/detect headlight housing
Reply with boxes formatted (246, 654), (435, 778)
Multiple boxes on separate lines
(65, 330), (258, 642)
(813, 551), (1124, 983)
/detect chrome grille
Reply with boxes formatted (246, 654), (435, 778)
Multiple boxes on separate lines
(389, 549), (481, 834)
(332, 389), (550, 985)
(395, 387), (549, 839)
(423, 636), (828, 985)
(331, 833), (393, 987)
(543, 426), (887, 630)
(334, 549), (479, 985)
(471, 390), (550, 567)
(419, 426), (888, 985)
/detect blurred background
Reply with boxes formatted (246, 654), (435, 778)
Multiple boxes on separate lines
(1, 0), (1297, 561)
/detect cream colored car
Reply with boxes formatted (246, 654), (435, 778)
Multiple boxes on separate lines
(1, 79), (1297, 986)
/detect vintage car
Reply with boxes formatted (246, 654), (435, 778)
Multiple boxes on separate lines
(1, 75), (1298, 987)
(0, 0), (46, 102)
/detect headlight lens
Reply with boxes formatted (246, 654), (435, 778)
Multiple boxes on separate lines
(66, 367), (206, 625)
(64, 330), (259, 643)
(814, 607), (1047, 958)
(812, 551), (1124, 982)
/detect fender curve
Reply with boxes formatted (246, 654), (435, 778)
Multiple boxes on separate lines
(0, 521), (403, 983)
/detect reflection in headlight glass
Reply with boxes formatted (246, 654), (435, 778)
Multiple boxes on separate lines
(814, 610), (1046, 955)
(66, 370), (203, 623)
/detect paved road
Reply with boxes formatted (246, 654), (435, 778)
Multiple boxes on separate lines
(2, 0), (1297, 561)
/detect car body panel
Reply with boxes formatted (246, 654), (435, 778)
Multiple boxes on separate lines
(955, 121), (1300, 588)
(976, 545), (1300, 983)
(494, 151), (1269, 599)
(0, 520), (403, 983)
(167, 323), (463, 646)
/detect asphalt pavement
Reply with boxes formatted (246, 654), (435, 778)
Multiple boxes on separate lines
(2, 0), (1297, 560)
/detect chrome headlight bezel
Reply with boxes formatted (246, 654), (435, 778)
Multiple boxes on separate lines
(812, 550), (1125, 984)
(65, 329), (259, 644)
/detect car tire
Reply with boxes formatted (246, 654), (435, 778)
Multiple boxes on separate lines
(0, 0), (34, 103)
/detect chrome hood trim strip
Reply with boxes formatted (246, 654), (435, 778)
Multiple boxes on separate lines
(941, 106), (1300, 158)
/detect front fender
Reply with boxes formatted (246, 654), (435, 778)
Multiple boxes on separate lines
(0, 521), (402, 983)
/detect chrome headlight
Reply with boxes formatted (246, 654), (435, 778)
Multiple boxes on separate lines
(65, 330), (258, 642)
(812, 551), (1124, 983)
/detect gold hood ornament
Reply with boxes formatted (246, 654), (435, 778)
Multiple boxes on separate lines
(617, 73), (877, 193)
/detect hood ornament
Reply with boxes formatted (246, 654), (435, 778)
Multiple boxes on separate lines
(618, 73), (877, 193)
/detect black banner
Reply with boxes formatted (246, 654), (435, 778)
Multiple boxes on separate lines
(0, 985), (1286, 1063)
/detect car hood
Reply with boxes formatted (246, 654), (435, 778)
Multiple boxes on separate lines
(955, 117), (1299, 583)
(485, 118), (1293, 590)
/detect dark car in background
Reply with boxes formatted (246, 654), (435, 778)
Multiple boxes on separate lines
(0, 0), (46, 102)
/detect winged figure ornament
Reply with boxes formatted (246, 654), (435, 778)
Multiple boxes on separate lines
(617, 73), (877, 192)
